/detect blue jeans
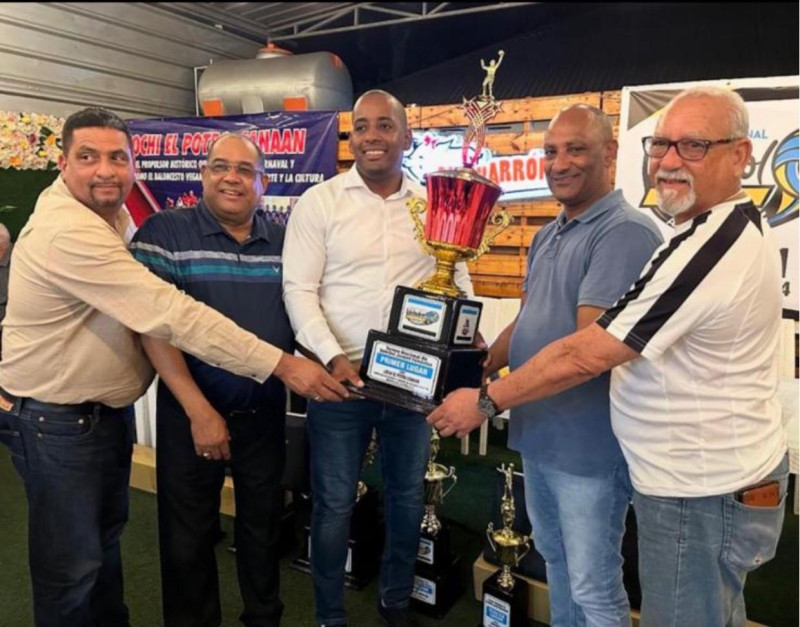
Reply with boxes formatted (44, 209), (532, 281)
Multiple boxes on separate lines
(1, 403), (133, 627)
(307, 399), (430, 626)
(632, 454), (789, 627)
(522, 456), (632, 627)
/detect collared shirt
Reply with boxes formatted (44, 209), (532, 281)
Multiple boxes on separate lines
(599, 196), (787, 496)
(283, 166), (473, 365)
(509, 190), (663, 475)
(0, 176), (283, 407)
(130, 201), (295, 411)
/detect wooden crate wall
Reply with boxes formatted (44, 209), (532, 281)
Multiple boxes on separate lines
(337, 90), (622, 298)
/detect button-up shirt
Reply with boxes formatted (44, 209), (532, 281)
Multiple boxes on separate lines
(0, 176), (283, 407)
(283, 166), (473, 365)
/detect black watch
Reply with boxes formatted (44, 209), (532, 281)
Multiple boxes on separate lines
(477, 381), (501, 420)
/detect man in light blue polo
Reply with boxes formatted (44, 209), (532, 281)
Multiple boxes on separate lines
(482, 105), (662, 626)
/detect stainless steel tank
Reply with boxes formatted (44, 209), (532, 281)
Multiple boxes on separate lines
(197, 46), (353, 115)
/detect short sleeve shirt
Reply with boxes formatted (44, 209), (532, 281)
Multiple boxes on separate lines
(131, 202), (295, 412)
(597, 199), (786, 496)
(508, 190), (663, 475)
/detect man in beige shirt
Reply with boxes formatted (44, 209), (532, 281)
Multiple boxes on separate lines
(0, 107), (347, 627)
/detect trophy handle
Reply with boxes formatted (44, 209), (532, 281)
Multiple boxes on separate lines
(486, 522), (496, 552)
(407, 197), (435, 257)
(442, 467), (458, 499)
(515, 536), (532, 565)
(467, 207), (512, 261)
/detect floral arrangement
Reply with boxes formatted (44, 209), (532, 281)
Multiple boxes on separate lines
(0, 111), (64, 170)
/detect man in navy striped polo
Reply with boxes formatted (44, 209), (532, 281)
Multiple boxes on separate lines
(429, 86), (789, 627)
(131, 133), (295, 627)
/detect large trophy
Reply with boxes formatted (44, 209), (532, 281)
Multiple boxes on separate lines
(351, 51), (511, 414)
(480, 463), (531, 627)
(292, 434), (383, 589)
(410, 429), (461, 617)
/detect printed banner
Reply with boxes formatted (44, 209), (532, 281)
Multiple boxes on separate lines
(126, 111), (339, 227)
(616, 76), (799, 318)
(402, 130), (550, 201)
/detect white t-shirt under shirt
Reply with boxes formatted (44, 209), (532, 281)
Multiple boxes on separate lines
(598, 196), (787, 497)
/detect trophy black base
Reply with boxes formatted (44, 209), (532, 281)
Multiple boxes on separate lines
(479, 570), (529, 627)
(416, 524), (452, 570)
(346, 380), (437, 415)
(290, 488), (383, 590)
(355, 329), (485, 414)
(410, 553), (462, 619)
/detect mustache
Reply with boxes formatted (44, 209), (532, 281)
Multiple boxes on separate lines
(655, 168), (694, 184)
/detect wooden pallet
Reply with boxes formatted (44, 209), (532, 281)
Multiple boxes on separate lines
(336, 91), (622, 298)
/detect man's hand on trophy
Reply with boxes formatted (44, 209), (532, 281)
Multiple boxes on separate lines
(427, 388), (486, 438)
(273, 353), (349, 402)
(327, 354), (364, 388)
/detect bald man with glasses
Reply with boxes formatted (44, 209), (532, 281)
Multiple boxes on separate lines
(429, 86), (788, 627)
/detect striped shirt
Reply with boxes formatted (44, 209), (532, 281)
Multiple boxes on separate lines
(130, 202), (294, 411)
(598, 196), (787, 496)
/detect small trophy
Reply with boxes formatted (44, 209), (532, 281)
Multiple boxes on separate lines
(353, 51), (511, 413)
(293, 433), (383, 589)
(411, 429), (461, 618)
(480, 463), (531, 627)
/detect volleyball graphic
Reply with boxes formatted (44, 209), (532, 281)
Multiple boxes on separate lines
(766, 130), (798, 227)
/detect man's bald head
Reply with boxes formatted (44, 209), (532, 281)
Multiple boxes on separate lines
(548, 105), (614, 143)
(353, 90), (408, 131)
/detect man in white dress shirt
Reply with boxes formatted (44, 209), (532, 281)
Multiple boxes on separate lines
(283, 90), (472, 627)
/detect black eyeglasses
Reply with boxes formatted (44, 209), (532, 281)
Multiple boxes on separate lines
(642, 136), (742, 161)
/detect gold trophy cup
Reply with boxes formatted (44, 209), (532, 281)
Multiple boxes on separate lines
(354, 50), (510, 414)
(481, 463), (531, 626)
(411, 428), (463, 617)
(421, 429), (458, 536)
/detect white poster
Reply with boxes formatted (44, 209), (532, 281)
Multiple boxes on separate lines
(616, 76), (799, 319)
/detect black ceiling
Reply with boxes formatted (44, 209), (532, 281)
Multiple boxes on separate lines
(262, 2), (799, 103)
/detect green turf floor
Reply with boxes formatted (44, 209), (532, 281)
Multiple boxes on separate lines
(0, 429), (797, 627)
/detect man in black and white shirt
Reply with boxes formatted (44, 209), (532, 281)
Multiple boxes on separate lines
(429, 86), (788, 627)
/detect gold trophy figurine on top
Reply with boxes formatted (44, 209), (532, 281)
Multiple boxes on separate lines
(481, 463), (532, 627)
(354, 50), (511, 414)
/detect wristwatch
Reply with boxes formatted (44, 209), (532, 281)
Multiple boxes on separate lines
(477, 381), (501, 420)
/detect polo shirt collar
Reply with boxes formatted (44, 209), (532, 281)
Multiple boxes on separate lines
(557, 189), (623, 227)
(343, 165), (412, 200)
(196, 200), (270, 243)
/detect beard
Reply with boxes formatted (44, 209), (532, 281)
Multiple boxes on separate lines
(654, 168), (696, 218)
(88, 184), (124, 212)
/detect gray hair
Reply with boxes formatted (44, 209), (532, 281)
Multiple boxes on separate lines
(665, 86), (749, 138)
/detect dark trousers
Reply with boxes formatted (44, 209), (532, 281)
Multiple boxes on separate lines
(1, 403), (133, 627)
(156, 387), (286, 627)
